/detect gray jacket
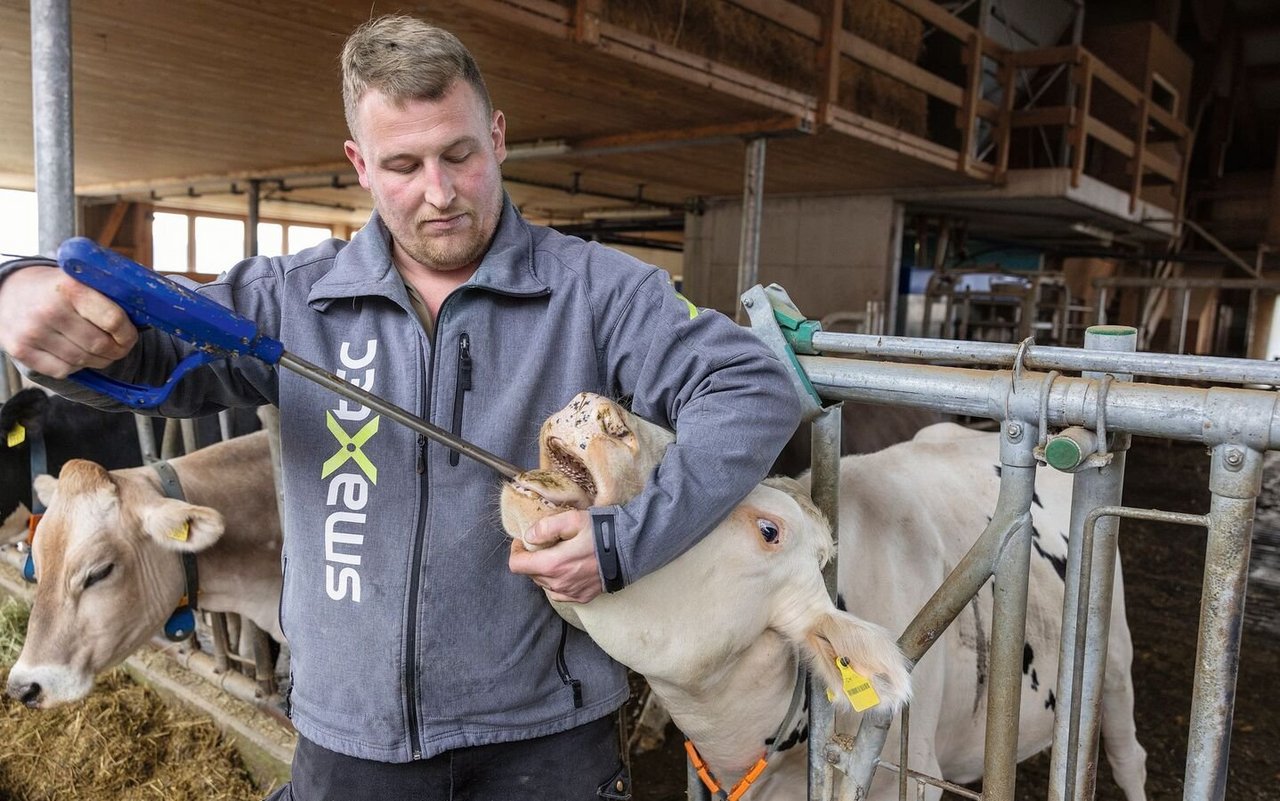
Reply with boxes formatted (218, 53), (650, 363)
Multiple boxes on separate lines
(27, 199), (803, 761)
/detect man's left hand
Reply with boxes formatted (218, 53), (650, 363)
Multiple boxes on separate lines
(508, 509), (603, 604)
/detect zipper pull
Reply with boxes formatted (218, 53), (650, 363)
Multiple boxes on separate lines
(416, 433), (426, 475)
(458, 333), (472, 391)
(450, 334), (473, 467)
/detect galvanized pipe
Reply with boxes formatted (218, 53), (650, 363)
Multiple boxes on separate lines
(807, 330), (1280, 386)
(1184, 445), (1263, 801)
(1050, 326), (1135, 801)
(797, 356), (1280, 449)
(980, 423), (1039, 801)
(30, 0), (75, 257)
(811, 403), (843, 599)
(808, 403), (842, 801)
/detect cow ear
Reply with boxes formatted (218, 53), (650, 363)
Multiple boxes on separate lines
(804, 610), (912, 713)
(140, 497), (225, 553)
(33, 474), (58, 506)
(1, 387), (50, 437)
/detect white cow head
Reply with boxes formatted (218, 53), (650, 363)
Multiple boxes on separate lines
(6, 459), (226, 708)
(500, 393), (910, 728)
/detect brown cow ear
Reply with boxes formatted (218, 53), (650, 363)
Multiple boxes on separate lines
(33, 474), (58, 506)
(140, 496), (225, 552)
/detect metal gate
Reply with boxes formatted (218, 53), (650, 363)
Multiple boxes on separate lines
(728, 284), (1276, 801)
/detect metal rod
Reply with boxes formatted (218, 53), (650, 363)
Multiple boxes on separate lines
(1051, 326), (1135, 801)
(807, 330), (1280, 386)
(1184, 445), (1262, 801)
(31, 0), (75, 257)
(796, 357), (1280, 448)
(735, 138), (767, 325)
(980, 426), (1038, 801)
(278, 352), (523, 479)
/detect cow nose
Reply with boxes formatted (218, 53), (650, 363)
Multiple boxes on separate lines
(8, 681), (42, 708)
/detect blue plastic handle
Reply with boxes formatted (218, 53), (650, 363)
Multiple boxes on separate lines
(56, 237), (284, 409)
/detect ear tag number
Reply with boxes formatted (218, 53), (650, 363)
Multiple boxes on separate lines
(827, 656), (881, 711)
(168, 521), (190, 542)
(7, 424), (26, 448)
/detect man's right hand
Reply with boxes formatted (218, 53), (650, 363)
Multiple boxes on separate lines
(0, 265), (137, 379)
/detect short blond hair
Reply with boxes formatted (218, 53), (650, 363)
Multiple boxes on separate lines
(341, 15), (492, 137)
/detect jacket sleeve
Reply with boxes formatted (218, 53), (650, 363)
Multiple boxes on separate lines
(19, 258), (283, 417)
(592, 269), (804, 587)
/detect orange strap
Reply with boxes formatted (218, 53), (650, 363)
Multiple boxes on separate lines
(685, 740), (769, 801)
(26, 513), (42, 546)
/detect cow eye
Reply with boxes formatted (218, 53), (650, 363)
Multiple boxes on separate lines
(757, 519), (780, 544)
(84, 563), (114, 589)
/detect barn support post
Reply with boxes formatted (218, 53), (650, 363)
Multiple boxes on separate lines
(1184, 444), (1263, 801)
(1050, 325), (1136, 801)
(734, 138), (767, 325)
(30, 0), (75, 256)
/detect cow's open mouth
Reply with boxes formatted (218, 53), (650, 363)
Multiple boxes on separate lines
(547, 437), (597, 497)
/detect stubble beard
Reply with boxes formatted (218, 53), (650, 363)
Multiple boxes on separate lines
(392, 190), (503, 274)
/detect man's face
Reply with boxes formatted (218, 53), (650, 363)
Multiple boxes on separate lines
(344, 81), (507, 274)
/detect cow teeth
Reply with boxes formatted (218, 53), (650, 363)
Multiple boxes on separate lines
(548, 439), (597, 496)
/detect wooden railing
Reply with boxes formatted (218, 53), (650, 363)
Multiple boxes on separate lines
(402, 2), (1192, 212)
(1005, 45), (1191, 214)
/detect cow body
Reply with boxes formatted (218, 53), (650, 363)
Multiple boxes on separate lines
(812, 423), (1146, 799)
(500, 396), (1145, 801)
(501, 393), (911, 801)
(6, 431), (282, 708)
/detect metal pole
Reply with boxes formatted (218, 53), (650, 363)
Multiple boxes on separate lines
(0, 353), (12, 402)
(805, 329), (1280, 386)
(1050, 326), (1135, 801)
(980, 421), (1038, 801)
(808, 403), (842, 801)
(30, 0), (75, 256)
(735, 138), (767, 325)
(247, 179), (261, 257)
(1183, 444), (1262, 801)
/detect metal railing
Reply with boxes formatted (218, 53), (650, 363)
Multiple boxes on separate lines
(739, 283), (1273, 801)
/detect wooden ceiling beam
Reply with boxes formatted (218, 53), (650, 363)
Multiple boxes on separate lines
(570, 115), (812, 155)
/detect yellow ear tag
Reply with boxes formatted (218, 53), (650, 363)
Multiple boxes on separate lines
(168, 521), (190, 542)
(830, 656), (880, 712)
(7, 423), (26, 448)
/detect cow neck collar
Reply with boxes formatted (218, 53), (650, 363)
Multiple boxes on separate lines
(150, 460), (200, 642)
(20, 425), (48, 584)
(685, 658), (808, 801)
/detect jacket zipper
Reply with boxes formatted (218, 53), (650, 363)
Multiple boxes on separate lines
(403, 331), (439, 760)
(556, 619), (584, 708)
(448, 334), (472, 467)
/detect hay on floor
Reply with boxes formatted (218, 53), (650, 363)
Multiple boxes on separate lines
(1, 593), (268, 801)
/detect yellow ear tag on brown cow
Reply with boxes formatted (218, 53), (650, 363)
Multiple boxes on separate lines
(168, 521), (190, 542)
(831, 656), (880, 711)
(7, 424), (26, 448)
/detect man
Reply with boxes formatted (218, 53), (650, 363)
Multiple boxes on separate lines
(0, 15), (802, 800)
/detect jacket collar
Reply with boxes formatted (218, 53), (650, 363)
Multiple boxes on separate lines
(307, 194), (549, 309)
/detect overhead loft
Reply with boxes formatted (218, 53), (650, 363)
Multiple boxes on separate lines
(0, 0), (1189, 251)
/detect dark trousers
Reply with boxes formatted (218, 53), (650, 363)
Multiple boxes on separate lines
(264, 715), (629, 801)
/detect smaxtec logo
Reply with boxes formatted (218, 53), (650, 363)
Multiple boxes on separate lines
(322, 339), (380, 603)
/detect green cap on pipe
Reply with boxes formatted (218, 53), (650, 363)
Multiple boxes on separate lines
(1044, 436), (1084, 471)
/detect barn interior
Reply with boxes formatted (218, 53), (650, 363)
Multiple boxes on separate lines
(2, 1), (1280, 800)
(1, 0), (1278, 358)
